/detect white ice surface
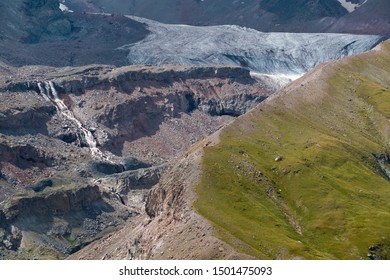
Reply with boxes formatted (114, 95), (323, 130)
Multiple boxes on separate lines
(121, 16), (384, 76)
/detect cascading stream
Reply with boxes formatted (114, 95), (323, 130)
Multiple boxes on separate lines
(37, 81), (111, 162)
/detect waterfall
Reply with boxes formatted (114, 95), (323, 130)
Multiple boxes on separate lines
(37, 81), (110, 161)
(37, 82), (51, 102)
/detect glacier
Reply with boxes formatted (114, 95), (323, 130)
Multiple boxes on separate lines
(121, 16), (387, 76)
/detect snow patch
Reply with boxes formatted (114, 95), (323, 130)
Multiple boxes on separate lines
(251, 72), (303, 82)
(337, 0), (367, 13)
(59, 2), (74, 13)
(250, 72), (304, 91)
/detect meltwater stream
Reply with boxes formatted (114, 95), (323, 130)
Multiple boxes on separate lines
(37, 81), (110, 161)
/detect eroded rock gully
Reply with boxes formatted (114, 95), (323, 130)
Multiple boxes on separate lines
(0, 64), (269, 259)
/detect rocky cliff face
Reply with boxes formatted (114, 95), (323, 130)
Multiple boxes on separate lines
(2, 64), (268, 163)
(0, 63), (268, 259)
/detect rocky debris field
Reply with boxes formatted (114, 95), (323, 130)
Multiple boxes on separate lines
(0, 63), (268, 259)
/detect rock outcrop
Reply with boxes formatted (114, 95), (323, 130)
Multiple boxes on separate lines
(0, 183), (138, 259)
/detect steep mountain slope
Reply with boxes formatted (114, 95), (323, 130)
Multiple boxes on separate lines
(328, 0), (390, 34)
(69, 134), (252, 260)
(65, 0), (390, 34)
(195, 40), (390, 259)
(70, 40), (390, 260)
(0, 0), (149, 67)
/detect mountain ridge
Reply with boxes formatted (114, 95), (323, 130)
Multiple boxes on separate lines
(64, 0), (390, 35)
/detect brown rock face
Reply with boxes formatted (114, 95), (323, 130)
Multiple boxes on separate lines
(3, 185), (102, 221)
(70, 65), (268, 163)
(2, 64), (268, 164)
(0, 63), (269, 259)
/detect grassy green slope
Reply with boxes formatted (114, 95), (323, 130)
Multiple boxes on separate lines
(195, 41), (390, 259)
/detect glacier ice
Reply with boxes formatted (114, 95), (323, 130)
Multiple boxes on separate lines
(121, 16), (387, 76)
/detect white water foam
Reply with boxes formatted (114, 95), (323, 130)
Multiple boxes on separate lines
(37, 81), (110, 161)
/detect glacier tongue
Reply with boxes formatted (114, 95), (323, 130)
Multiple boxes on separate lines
(122, 16), (386, 76)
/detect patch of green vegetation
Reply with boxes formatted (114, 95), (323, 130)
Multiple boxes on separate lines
(63, 235), (77, 245)
(195, 41), (390, 259)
